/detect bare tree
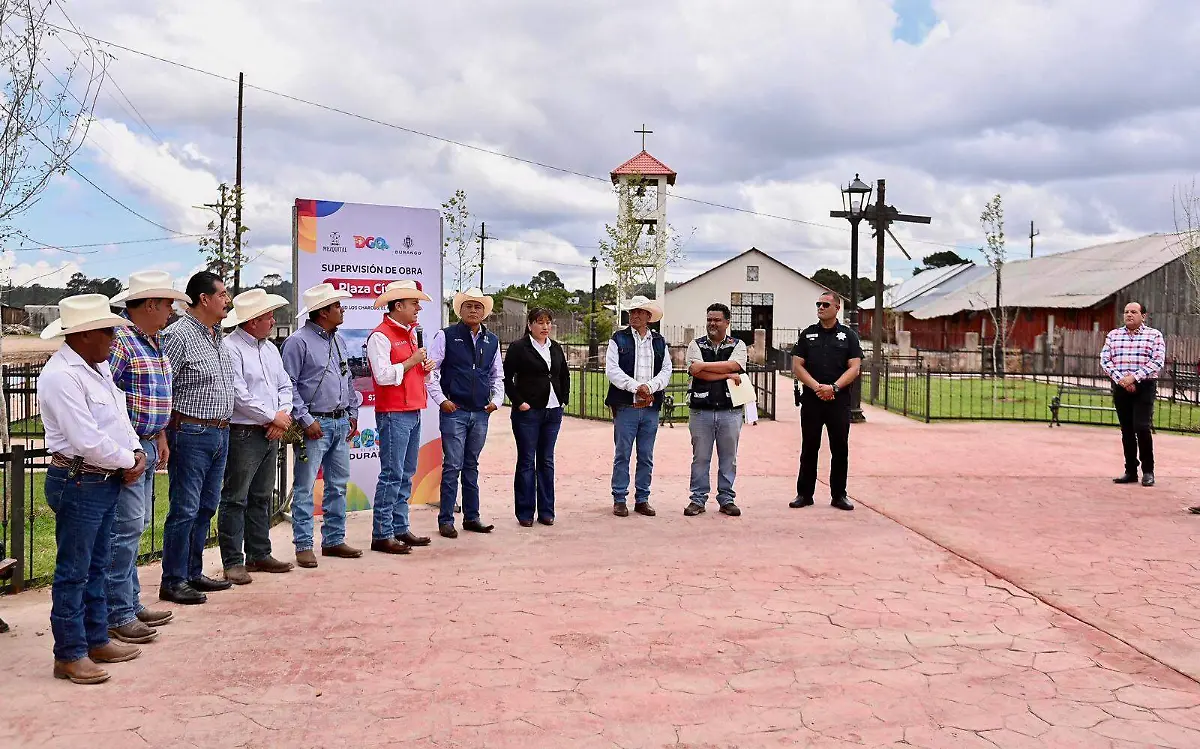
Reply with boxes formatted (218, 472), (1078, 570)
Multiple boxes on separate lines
(598, 174), (686, 319)
(1173, 179), (1200, 314)
(441, 189), (479, 294)
(0, 0), (107, 243)
(979, 193), (1009, 376)
(197, 183), (249, 283)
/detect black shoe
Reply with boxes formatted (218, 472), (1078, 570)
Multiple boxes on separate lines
(1113, 474), (1138, 484)
(463, 520), (495, 533)
(537, 517), (554, 526)
(159, 581), (207, 605)
(683, 502), (706, 516)
(790, 496), (814, 509)
(189, 575), (233, 593)
(518, 519), (534, 527)
(439, 524), (458, 539)
(831, 496), (854, 511)
(396, 532), (432, 547)
(719, 503), (741, 517)
(1142, 472), (1155, 487)
(613, 503), (629, 517)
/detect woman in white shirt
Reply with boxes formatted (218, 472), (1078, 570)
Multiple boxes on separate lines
(501, 308), (570, 527)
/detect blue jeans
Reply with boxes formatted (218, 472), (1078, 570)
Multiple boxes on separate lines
(106, 437), (158, 627)
(292, 415), (351, 551)
(611, 406), (659, 504)
(439, 409), (490, 526)
(46, 467), (123, 662)
(688, 409), (743, 507)
(163, 424), (229, 586)
(512, 406), (563, 523)
(374, 411), (421, 539)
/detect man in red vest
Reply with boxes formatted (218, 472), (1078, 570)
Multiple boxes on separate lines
(367, 280), (435, 555)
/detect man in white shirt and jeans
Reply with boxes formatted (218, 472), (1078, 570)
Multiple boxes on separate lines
(604, 296), (672, 517)
(38, 294), (149, 685)
(218, 290), (296, 585)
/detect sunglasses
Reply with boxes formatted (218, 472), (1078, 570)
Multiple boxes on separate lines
(816, 302), (833, 309)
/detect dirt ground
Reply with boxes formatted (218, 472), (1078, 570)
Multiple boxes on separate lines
(1, 335), (59, 363)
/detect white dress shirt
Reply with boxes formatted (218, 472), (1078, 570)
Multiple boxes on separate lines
(367, 315), (414, 387)
(225, 327), (294, 426)
(427, 326), (505, 408)
(530, 336), (562, 409)
(39, 343), (140, 469)
(605, 327), (673, 394)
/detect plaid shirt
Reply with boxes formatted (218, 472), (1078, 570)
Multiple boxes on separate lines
(109, 313), (173, 438)
(1100, 324), (1166, 384)
(162, 311), (236, 421)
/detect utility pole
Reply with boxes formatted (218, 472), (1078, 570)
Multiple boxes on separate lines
(476, 221), (494, 290)
(233, 72), (245, 295)
(199, 184), (233, 279)
(1029, 219), (1038, 259)
(865, 179), (933, 403)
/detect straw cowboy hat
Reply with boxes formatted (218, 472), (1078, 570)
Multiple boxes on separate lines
(110, 270), (190, 305)
(222, 288), (289, 328)
(41, 294), (133, 340)
(373, 279), (431, 308)
(452, 287), (494, 318)
(297, 283), (352, 316)
(626, 295), (664, 324)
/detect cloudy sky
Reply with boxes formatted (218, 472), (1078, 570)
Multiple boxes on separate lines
(7, 0), (1200, 296)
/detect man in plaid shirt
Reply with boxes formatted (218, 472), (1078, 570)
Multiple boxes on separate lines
(106, 271), (190, 645)
(1100, 301), (1165, 487)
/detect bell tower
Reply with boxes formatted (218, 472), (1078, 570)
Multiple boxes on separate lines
(609, 125), (677, 320)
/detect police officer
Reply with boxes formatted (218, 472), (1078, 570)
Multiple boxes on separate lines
(790, 291), (863, 511)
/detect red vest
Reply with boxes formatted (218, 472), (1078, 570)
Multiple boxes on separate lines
(371, 317), (427, 412)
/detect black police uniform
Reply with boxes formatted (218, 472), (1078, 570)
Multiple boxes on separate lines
(791, 322), (864, 504)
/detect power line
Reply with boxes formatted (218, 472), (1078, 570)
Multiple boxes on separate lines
(10, 232), (202, 253)
(42, 22), (981, 252)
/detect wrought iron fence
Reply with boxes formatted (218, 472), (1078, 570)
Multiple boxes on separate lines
(861, 360), (1200, 433)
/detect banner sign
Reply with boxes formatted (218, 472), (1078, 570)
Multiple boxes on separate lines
(293, 199), (443, 511)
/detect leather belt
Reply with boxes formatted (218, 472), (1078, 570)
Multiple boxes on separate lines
(311, 409), (347, 419)
(230, 423), (267, 432)
(51, 453), (123, 479)
(171, 412), (230, 429)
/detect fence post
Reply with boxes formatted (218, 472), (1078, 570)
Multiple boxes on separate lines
(925, 368), (932, 423)
(10, 443), (24, 593)
(902, 368), (909, 417)
(579, 365), (588, 419)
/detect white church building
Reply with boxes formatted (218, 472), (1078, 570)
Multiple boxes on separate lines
(662, 247), (835, 351)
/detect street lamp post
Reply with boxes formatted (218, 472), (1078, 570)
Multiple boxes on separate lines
(589, 256), (599, 363)
(830, 174), (872, 423)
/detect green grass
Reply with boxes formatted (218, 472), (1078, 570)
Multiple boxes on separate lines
(8, 415), (43, 436)
(862, 372), (1200, 432)
(7, 472), (172, 585)
(563, 370), (693, 421)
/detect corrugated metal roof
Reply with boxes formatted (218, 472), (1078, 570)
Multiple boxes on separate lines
(909, 233), (1189, 320)
(860, 263), (976, 309)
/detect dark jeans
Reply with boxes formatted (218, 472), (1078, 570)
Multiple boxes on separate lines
(106, 437), (158, 628)
(163, 423), (229, 586)
(373, 411), (421, 540)
(439, 408), (490, 526)
(512, 406), (563, 522)
(1112, 380), (1156, 474)
(218, 425), (279, 568)
(46, 467), (123, 662)
(797, 393), (852, 501)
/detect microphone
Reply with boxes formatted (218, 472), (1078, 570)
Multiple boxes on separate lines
(415, 326), (424, 348)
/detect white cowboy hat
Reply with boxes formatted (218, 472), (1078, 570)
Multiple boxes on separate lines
(297, 283), (352, 316)
(452, 287), (494, 319)
(627, 295), (664, 324)
(223, 288), (289, 328)
(41, 294), (133, 340)
(110, 270), (191, 305)
(374, 279), (431, 308)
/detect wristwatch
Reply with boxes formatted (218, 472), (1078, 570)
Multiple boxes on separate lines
(831, 384), (840, 394)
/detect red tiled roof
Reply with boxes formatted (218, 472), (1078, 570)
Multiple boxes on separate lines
(610, 150), (677, 185)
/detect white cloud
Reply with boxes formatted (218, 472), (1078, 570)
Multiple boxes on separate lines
(2, 254), (84, 288)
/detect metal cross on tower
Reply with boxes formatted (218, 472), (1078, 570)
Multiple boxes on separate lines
(635, 124), (653, 150)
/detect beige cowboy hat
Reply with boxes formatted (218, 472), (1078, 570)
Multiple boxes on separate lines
(223, 288), (289, 328)
(627, 295), (664, 324)
(452, 287), (494, 318)
(110, 270), (191, 305)
(41, 294), (133, 340)
(297, 283), (352, 316)
(374, 279), (431, 308)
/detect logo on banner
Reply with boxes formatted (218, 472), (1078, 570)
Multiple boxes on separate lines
(354, 235), (390, 251)
(321, 231), (346, 253)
